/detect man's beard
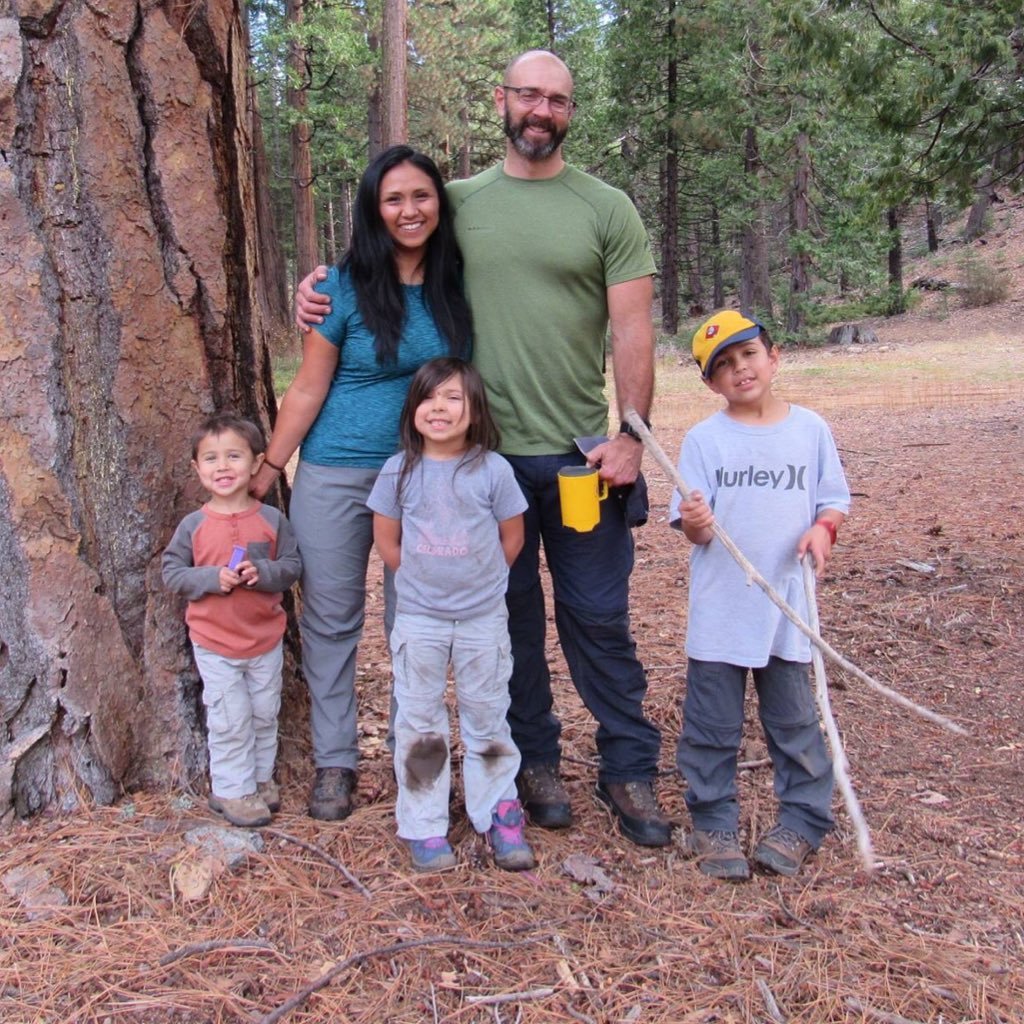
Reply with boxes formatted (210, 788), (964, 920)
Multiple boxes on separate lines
(503, 109), (568, 161)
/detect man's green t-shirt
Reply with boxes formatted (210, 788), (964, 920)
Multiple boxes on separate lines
(447, 164), (656, 456)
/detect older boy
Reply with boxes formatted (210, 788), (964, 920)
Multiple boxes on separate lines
(670, 311), (850, 879)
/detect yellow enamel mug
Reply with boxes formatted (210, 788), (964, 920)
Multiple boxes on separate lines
(557, 466), (609, 532)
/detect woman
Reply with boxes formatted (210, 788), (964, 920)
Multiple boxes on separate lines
(251, 146), (472, 821)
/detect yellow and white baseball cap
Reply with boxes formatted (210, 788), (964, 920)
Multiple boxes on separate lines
(692, 311), (764, 379)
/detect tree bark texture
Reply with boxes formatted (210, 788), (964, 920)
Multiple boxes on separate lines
(786, 130), (811, 335)
(964, 165), (994, 242)
(659, 156), (679, 335)
(380, 0), (408, 146)
(251, 88), (289, 326)
(659, 9), (679, 336)
(0, 0), (280, 821)
(287, 0), (318, 278)
(739, 125), (775, 320)
(886, 205), (904, 314)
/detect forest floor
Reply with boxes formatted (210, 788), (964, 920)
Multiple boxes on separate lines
(2, 200), (1023, 1023)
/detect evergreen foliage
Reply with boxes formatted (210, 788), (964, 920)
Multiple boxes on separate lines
(248, 0), (1023, 329)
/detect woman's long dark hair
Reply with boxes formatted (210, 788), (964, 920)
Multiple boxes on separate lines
(395, 357), (500, 498)
(340, 146), (472, 365)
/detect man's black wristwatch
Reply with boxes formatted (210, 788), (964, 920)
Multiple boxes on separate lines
(618, 418), (650, 442)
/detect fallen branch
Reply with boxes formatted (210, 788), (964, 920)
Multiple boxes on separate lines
(158, 938), (277, 967)
(738, 756), (772, 770)
(804, 557), (877, 872)
(624, 409), (966, 736)
(757, 977), (788, 1023)
(844, 996), (926, 1024)
(565, 1008), (599, 1024)
(264, 828), (372, 899)
(465, 987), (556, 1005)
(257, 934), (547, 1024)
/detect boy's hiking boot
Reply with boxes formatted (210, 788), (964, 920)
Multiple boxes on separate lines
(683, 829), (750, 881)
(256, 779), (281, 813)
(516, 763), (572, 829)
(405, 836), (458, 873)
(595, 780), (672, 847)
(308, 767), (357, 821)
(753, 824), (814, 877)
(208, 792), (272, 829)
(488, 799), (536, 871)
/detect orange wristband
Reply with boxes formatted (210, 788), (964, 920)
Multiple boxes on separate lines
(815, 518), (838, 545)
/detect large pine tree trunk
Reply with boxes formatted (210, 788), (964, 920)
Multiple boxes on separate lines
(964, 166), (994, 242)
(251, 88), (290, 327)
(0, 1), (283, 821)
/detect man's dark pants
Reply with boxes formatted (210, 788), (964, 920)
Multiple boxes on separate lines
(502, 452), (661, 784)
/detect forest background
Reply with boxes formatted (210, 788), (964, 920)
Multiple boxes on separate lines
(251, 0), (1023, 343)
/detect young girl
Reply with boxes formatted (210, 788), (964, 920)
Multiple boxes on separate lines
(367, 357), (535, 872)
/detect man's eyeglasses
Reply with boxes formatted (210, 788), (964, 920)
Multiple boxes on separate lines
(502, 85), (575, 115)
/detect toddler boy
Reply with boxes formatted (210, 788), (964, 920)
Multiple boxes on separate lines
(163, 413), (301, 827)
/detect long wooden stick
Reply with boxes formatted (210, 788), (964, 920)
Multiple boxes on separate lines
(624, 408), (966, 736)
(803, 557), (876, 871)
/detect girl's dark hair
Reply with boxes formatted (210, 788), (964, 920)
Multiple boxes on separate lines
(340, 145), (472, 365)
(190, 413), (265, 461)
(395, 357), (500, 497)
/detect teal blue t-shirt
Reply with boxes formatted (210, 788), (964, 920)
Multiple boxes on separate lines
(301, 266), (450, 468)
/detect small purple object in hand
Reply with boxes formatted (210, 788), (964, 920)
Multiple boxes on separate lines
(227, 545), (246, 571)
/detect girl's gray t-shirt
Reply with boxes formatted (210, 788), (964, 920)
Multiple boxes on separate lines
(368, 450), (527, 619)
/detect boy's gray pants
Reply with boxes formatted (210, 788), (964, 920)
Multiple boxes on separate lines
(677, 656), (834, 846)
(193, 642), (283, 799)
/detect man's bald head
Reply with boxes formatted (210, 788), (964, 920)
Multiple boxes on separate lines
(503, 49), (574, 88)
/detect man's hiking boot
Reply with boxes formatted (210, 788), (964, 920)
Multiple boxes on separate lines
(516, 763), (572, 829)
(488, 800), (536, 871)
(308, 767), (356, 821)
(595, 780), (672, 847)
(208, 792), (272, 829)
(683, 829), (750, 881)
(753, 824), (814, 877)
